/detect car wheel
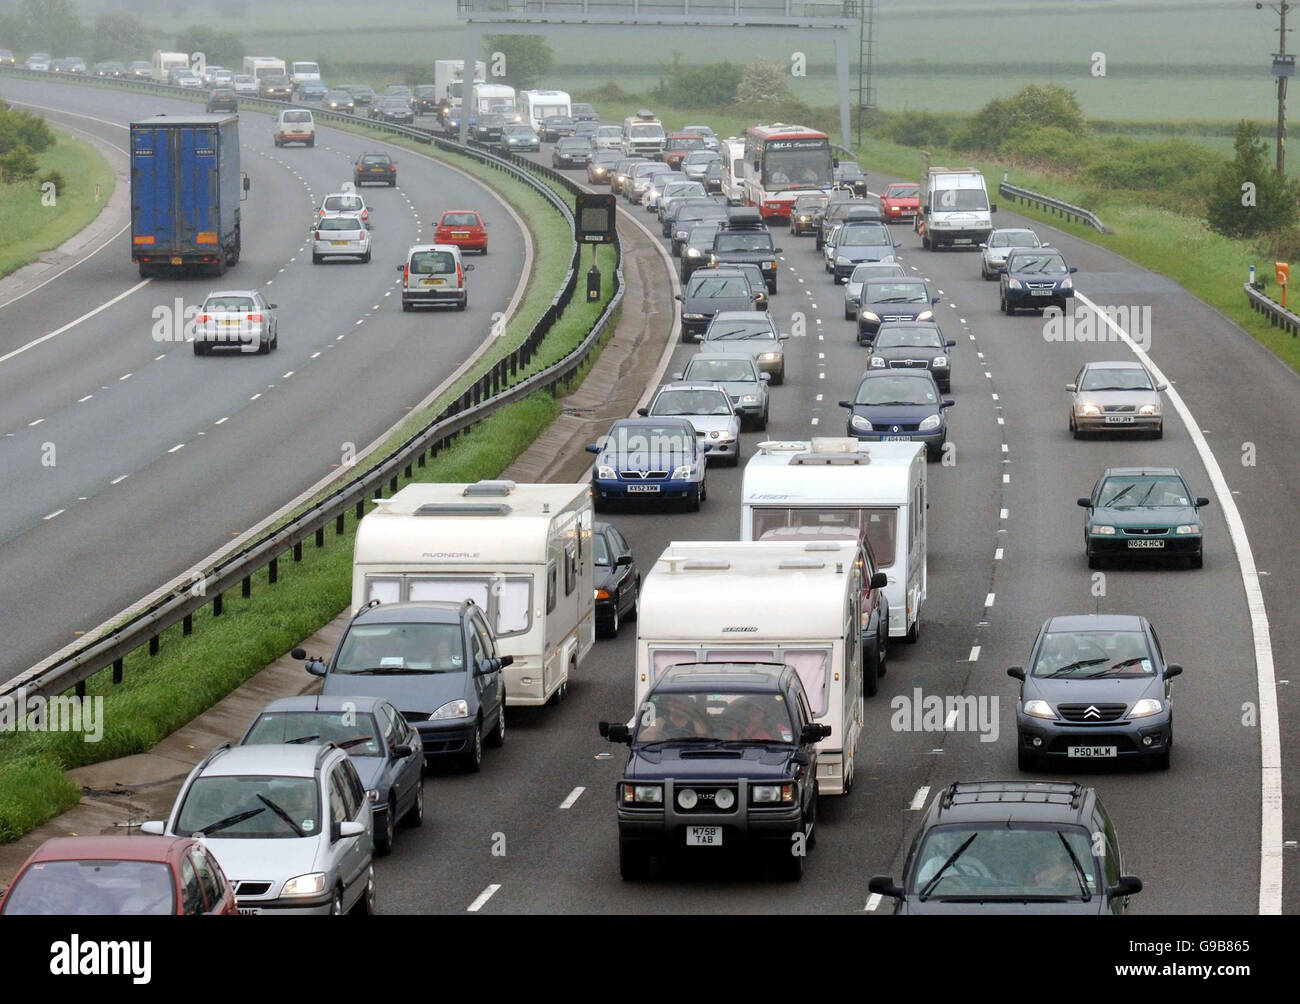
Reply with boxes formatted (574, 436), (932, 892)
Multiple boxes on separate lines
(608, 599), (620, 638)
(1088, 554), (1102, 570)
(362, 250), (371, 263)
(549, 678), (569, 705)
(759, 409), (769, 431)
(375, 798), (396, 856)
(905, 616), (920, 644)
(1017, 748), (1039, 772)
(456, 296), (467, 311)
(257, 335), (270, 355)
(844, 307), (854, 321)
(877, 623), (888, 677)
(353, 866), (376, 915)
(329, 886), (344, 915)
(727, 442), (740, 467)
(778, 823), (806, 881)
(619, 838), (651, 880)
(863, 647), (879, 696)
(627, 582), (640, 622)
(401, 781), (424, 827)
(1153, 746), (1171, 770)
(1152, 424), (1164, 440)
(769, 281), (777, 295)
(312, 253), (321, 264)
(402, 301), (412, 312)
(485, 697), (505, 748)
(1189, 552), (1203, 569)
(463, 722), (483, 773)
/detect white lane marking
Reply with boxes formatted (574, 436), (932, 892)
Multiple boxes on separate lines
(119, 372), (132, 381)
(811, 417), (819, 425)
(984, 593), (995, 607)
(215, 417), (229, 426)
(43, 509), (64, 520)
(1001, 444), (1009, 453)
(28, 418), (43, 427)
(815, 394), (823, 402)
(250, 393), (261, 401)
(994, 548), (1003, 560)
(110, 474), (128, 485)
(77, 395), (92, 403)
(992, 393), (999, 400)
(467, 884), (501, 913)
(968, 645), (981, 662)
(908, 786), (930, 810)
(281, 371), (294, 379)
(1003, 474), (1010, 483)
(1075, 291), (1282, 914)
(559, 786), (585, 809)
(996, 416), (1004, 425)
(311, 351), (321, 358)
(154, 354), (166, 361)
(167, 443), (184, 453)
(999, 508), (1008, 519)
(0, 280), (152, 368)
(865, 893), (883, 912)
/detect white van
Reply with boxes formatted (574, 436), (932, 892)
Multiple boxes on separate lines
(721, 136), (746, 205)
(634, 539), (866, 795)
(152, 50), (188, 84)
(741, 438), (927, 644)
(274, 108), (315, 147)
(290, 61), (321, 86)
(520, 89), (571, 130)
(352, 479), (595, 706)
(242, 56), (286, 82)
(920, 157), (996, 250)
(621, 111), (666, 158)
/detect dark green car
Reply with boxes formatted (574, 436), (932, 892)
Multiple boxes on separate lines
(1078, 467), (1209, 569)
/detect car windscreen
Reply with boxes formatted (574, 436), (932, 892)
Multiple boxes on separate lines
(794, 195), (827, 210)
(687, 276), (750, 299)
(503, 125), (532, 135)
(887, 185), (919, 198)
(685, 357), (756, 382)
(1079, 367), (1153, 392)
(753, 506), (897, 569)
(1097, 476), (1190, 508)
(684, 151), (721, 165)
(409, 251), (455, 275)
(1, 860), (176, 915)
(318, 217), (363, 231)
(362, 155), (390, 165)
(931, 187), (989, 211)
(850, 264), (906, 283)
(282, 111), (311, 123)
(607, 426), (693, 454)
(175, 776), (320, 839)
(991, 230), (1039, 248)
(635, 691), (795, 744)
(705, 321), (775, 341)
(559, 139), (590, 150)
(333, 621), (465, 673)
(875, 327), (944, 349)
(839, 224), (891, 246)
(714, 233), (773, 253)
(854, 375), (939, 406)
(909, 825), (1098, 901)
(1010, 253), (1068, 274)
(324, 196), (363, 212)
(679, 206), (726, 223)
(1030, 630), (1156, 679)
(630, 123), (665, 138)
(244, 711), (382, 756)
(865, 281), (929, 303)
(651, 389), (732, 417)
(441, 212), (480, 227)
(687, 223), (722, 243)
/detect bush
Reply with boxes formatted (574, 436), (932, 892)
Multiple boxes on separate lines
(1206, 121), (1300, 239)
(580, 81), (637, 104)
(1001, 125), (1094, 173)
(0, 148), (38, 184)
(880, 110), (955, 149)
(39, 168), (66, 195)
(660, 54), (741, 108)
(737, 59), (792, 105)
(959, 84), (1087, 153)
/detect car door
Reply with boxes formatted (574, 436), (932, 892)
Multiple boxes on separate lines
(377, 701), (416, 816)
(178, 855), (204, 915)
(190, 846), (227, 914)
(472, 611), (504, 715)
(610, 527), (637, 614)
(330, 761), (368, 905)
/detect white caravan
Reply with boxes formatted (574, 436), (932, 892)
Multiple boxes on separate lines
(470, 83), (519, 121)
(635, 539), (865, 795)
(152, 51), (189, 83)
(741, 438), (927, 644)
(352, 480), (595, 707)
(434, 59), (487, 109)
(520, 89), (571, 129)
(242, 56), (287, 82)
(920, 153), (996, 250)
(721, 136), (747, 205)
(290, 61), (322, 85)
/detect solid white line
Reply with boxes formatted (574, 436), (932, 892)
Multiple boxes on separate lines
(1075, 291), (1282, 914)
(0, 280), (151, 367)
(559, 786), (585, 809)
(968, 645), (981, 662)
(43, 509), (64, 521)
(908, 786), (930, 810)
(467, 884), (501, 913)
(167, 443), (184, 453)
(864, 892), (883, 912)
(110, 475), (128, 485)
(1003, 474), (1010, 483)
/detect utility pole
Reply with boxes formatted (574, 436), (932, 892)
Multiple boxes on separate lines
(1261, 1), (1295, 174)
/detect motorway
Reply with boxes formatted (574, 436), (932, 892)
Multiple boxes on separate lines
(0, 77), (529, 680)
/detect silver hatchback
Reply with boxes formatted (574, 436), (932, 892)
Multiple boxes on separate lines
(699, 310), (788, 385)
(843, 261), (907, 320)
(194, 289), (278, 355)
(639, 382), (742, 465)
(313, 212), (372, 263)
(980, 227), (1043, 280)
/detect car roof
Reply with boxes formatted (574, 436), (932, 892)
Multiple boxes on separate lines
(21, 835), (194, 864)
(255, 695), (388, 714)
(352, 600), (466, 625)
(319, 211), (364, 221)
(656, 382), (730, 395)
(197, 743), (330, 778)
(653, 662), (790, 692)
(688, 268), (747, 281)
(709, 310), (772, 322)
(928, 781), (1094, 825)
(204, 289), (259, 298)
(405, 243), (462, 255)
(1042, 613), (1147, 633)
(610, 416), (694, 431)
(1101, 467), (1182, 478)
(440, 209), (481, 217)
(1083, 360), (1147, 370)
(686, 353), (759, 368)
(861, 368), (938, 383)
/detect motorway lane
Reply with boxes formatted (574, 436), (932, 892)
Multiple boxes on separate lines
(0, 78), (530, 679)
(373, 148), (1276, 914)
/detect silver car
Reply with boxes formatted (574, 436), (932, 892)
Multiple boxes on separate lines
(654, 180), (706, 218)
(627, 163), (669, 204)
(674, 352), (770, 430)
(682, 149), (722, 182)
(682, 125), (720, 150)
(317, 191), (370, 225)
(699, 310), (788, 384)
(980, 227), (1044, 280)
(232, 73), (260, 96)
(313, 212), (372, 263)
(593, 124), (624, 150)
(844, 261), (907, 319)
(1067, 360), (1166, 438)
(141, 743), (376, 915)
(639, 382), (742, 465)
(195, 289), (279, 355)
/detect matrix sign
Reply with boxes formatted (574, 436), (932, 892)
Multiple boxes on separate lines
(576, 192), (616, 244)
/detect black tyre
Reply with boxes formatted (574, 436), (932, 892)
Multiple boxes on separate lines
(353, 867), (376, 915)
(1153, 747), (1171, 770)
(362, 250), (371, 263)
(863, 649), (879, 696)
(1017, 748), (1039, 772)
(1088, 554), (1102, 570)
(375, 798), (396, 856)
(329, 886), (344, 915)
(402, 301), (412, 312)
(905, 616), (920, 644)
(777, 827), (806, 881)
(619, 838), (651, 880)
(462, 722), (483, 773)
(312, 254), (321, 264)
(401, 781), (424, 827)
(1189, 552), (1203, 569)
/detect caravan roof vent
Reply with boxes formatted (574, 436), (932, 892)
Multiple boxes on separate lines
(463, 479), (516, 497)
(680, 558), (730, 571)
(789, 450), (870, 466)
(810, 437), (863, 454)
(756, 440), (810, 454)
(803, 542), (844, 552)
(778, 557), (825, 570)
(413, 503), (512, 517)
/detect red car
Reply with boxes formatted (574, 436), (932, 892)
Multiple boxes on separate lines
(662, 132), (707, 170)
(0, 835), (238, 915)
(881, 182), (921, 222)
(434, 210), (489, 254)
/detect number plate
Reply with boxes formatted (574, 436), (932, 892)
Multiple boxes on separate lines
(237, 906), (262, 915)
(1031, 288), (1052, 296)
(331, 240), (349, 246)
(883, 435), (911, 441)
(452, 232), (470, 238)
(1104, 415), (1136, 424)
(421, 278), (445, 286)
(686, 826), (722, 846)
(1127, 538), (1165, 549)
(626, 484), (661, 493)
(170, 257), (183, 265)
(1068, 746), (1117, 758)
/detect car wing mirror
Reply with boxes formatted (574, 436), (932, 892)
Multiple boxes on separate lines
(701, 442), (713, 452)
(599, 721), (631, 744)
(615, 554), (634, 566)
(1156, 382), (1167, 391)
(989, 203), (997, 212)
(1065, 382), (1077, 392)
(1108, 876), (1143, 898)
(1164, 663), (1183, 679)
(585, 443), (601, 454)
(758, 372), (771, 382)
(390, 743), (413, 759)
(1069, 266), (1079, 273)
(636, 407), (649, 417)
(1007, 666), (1026, 681)
(978, 242), (987, 249)
(946, 340), (957, 348)
(868, 875), (904, 899)
(869, 570), (888, 589)
(1076, 497), (1092, 508)
(464, 263), (474, 272)
(671, 372), (683, 380)
(931, 296), (941, 304)
(778, 333), (789, 340)
(942, 399), (955, 408)
(498, 655), (514, 668)
(674, 293), (683, 301)
(140, 820), (166, 835)
(336, 820), (365, 841)
(396, 264), (405, 272)
(837, 399), (853, 409)
(1196, 497), (1211, 508)
(772, 247), (783, 254)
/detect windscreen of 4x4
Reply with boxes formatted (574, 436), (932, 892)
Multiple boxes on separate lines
(635, 692), (796, 744)
(910, 825), (1099, 901)
(714, 232), (774, 253)
(686, 274), (749, 299)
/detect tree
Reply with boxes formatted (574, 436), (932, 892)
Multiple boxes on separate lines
(93, 12), (152, 63)
(0, 102), (56, 184)
(174, 25), (245, 69)
(960, 84), (1086, 152)
(736, 59), (792, 105)
(1206, 121), (1300, 239)
(483, 35), (553, 90)
(660, 53), (741, 108)
(19, 0), (85, 55)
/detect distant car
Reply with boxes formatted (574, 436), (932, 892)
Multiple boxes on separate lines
(295, 81), (328, 102)
(656, 182), (707, 224)
(413, 84), (440, 114)
(274, 108), (315, 147)
(711, 222), (782, 293)
(675, 267), (761, 343)
(681, 124), (720, 150)
(398, 243), (473, 311)
(790, 192), (829, 237)
(856, 277), (941, 344)
(869, 780), (1143, 914)
(839, 369), (953, 459)
(231, 73), (259, 96)
(194, 289), (279, 355)
(24, 53), (51, 72)
(587, 148), (622, 184)
(570, 102), (599, 122)
(624, 161), (666, 202)
(1067, 360), (1166, 439)
(501, 123), (540, 151)
(980, 227), (1044, 280)
(818, 198), (884, 250)
(540, 115), (577, 142)
(376, 97), (415, 124)
(593, 521), (639, 638)
(383, 84), (414, 108)
(340, 83), (375, 105)
(881, 182), (920, 223)
(434, 210), (488, 254)
(679, 221), (725, 282)
(673, 352), (769, 430)
(593, 124), (624, 150)
(323, 89), (356, 113)
(238, 695), (424, 856)
(663, 132), (708, 170)
(471, 112), (507, 143)
(681, 149), (722, 183)
(354, 151), (396, 186)
(641, 169), (685, 211)
(1010, 614), (1182, 771)
(573, 120), (600, 141)
(639, 382), (742, 466)
(1000, 247), (1078, 314)
(702, 160), (725, 195)
(670, 201), (728, 256)
(129, 61), (154, 80)
(728, 262), (771, 312)
(0, 835), (238, 915)
(552, 136), (592, 168)
(868, 322), (957, 393)
(205, 87), (238, 113)
(699, 310), (788, 384)
(0, 49), (16, 66)
(1078, 467), (1209, 569)
(587, 417), (711, 511)
(843, 261), (907, 319)
(662, 195), (714, 239)
(61, 56), (87, 74)
(313, 212), (372, 264)
(317, 191), (369, 224)
(831, 221), (900, 282)
(611, 156), (649, 196)
(170, 68), (201, 88)
(832, 161), (869, 197)
(258, 72), (293, 99)
(93, 60), (125, 77)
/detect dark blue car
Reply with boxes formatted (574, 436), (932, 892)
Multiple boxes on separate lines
(999, 247), (1078, 315)
(839, 369), (954, 460)
(587, 417), (710, 511)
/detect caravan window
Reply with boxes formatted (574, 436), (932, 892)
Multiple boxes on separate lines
(564, 543), (577, 596)
(782, 649), (830, 717)
(492, 577), (531, 635)
(405, 575), (532, 638)
(704, 648), (775, 665)
(751, 506), (898, 569)
(365, 577), (401, 605)
(408, 577), (490, 610)
(651, 648), (698, 681)
(546, 561), (557, 614)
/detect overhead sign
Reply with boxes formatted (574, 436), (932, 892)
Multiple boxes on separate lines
(576, 192), (616, 245)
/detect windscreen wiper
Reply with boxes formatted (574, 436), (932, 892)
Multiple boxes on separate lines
(919, 832), (979, 901)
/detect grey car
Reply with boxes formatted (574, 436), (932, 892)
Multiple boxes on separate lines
(671, 201), (729, 256)
(639, 382), (742, 466)
(239, 696), (424, 856)
(674, 352), (770, 430)
(699, 310), (788, 384)
(142, 743), (375, 915)
(980, 227), (1043, 280)
(1009, 614), (1182, 771)
(869, 321), (957, 393)
(1067, 360), (1165, 438)
(679, 221), (725, 281)
(676, 267), (762, 342)
(843, 261), (907, 319)
(681, 149), (722, 182)
(831, 221), (901, 282)
(298, 600), (511, 773)
(655, 181), (707, 222)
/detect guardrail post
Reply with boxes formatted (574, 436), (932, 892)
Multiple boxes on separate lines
(356, 501), (365, 519)
(389, 475), (399, 493)
(293, 541), (302, 562)
(242, 576), (251, 598)
(75, 680), (85, 698)
(269, 558), (278, 584)
(183, 614), (192, 636)
(315, 528), (325, 548)
(149, 636), (159, 656)
(417, 452), (426, 468)
(113, 658), (123, 684)
(214, 593), (223, 617)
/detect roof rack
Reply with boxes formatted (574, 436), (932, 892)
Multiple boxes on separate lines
(195, 741), (233, 774)
(940, 780), (1087, 810)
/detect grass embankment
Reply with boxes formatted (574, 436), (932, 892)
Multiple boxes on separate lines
(0, 131), (115, 279)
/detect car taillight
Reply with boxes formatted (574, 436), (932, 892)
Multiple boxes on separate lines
(457, 262), (464, 286)
(404, 265), (410, 282)
(196, 314), (211, 324)
(390, 165), (396, 172)
(247, 313), (263, 322)
(315, 231), (323, 239)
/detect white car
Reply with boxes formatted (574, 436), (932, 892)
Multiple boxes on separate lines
(682, 124), (720, 150)
(232, 74), (260, 96)
(639, 382), (742, 466)
(593, 124), (623, 150)
(25, 53), (51, 71)
(194, 289), (279, 355)
(823, 223), (842, 272)
(274, 108), (316, 147)
(980, 227), (1044, 280)
(313, 212), (372, 263)
(316, 192), (370, 225)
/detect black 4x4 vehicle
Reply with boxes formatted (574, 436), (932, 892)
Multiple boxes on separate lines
(711, 208), (782, 293)
(599, 662), (830, 881)
(869, 781), (1143, 914)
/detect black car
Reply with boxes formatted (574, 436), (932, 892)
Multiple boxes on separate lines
(593, 522), (639, 638)
(868, 321), (957, 392)
(790, 192), (829, 236)
(1008, 613), (1181, 771)
(599, 662), (830, 880)
(375, 98), (415, 124)
(1078, 467), (1209, 569)
(830, 221), (900, 282)
(711, 214), (782, 293)
(662, 194), (714, 239)
(832, 161), (870, 197)
(413, 84), (440, 114)
(840, 369), (953, 459)
(679, 221), (725, 282)
(259, 73), (293, 100)
(354, 152), (396, 187)
(702, 160), (725, 195)
(676, 267), (762, 342)
(1000, 247), (1078, 314)
(472, 112), (507, 143)
(669, 201), (728, 257)
(817, 198), (885, 250)
(869, 781), (1143, 914)
(856, 277), (941, 343)
(552, 136), (592, 168)
(571, 102), (599, 122)
(540, 115), (577, 142)
(205, 87), (237, 113)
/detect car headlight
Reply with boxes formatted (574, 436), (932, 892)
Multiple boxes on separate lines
(1139, 404), (1159, 415)
(751, 783), (795, 804)
(687, 248), (701, 257)
(1091, 525), (1117, 535)
(683, 312), (706, 320)
(677, 788), (698, 809)
(860, 310), (879, 322)
(850, 415), (873, 432)
(714, 788), (736, 810)
(1061, 277), (1073, 290)
(281, 873), (327, 897)
(932, 356), (948, 367)
(740, 394), (757, 404)
(622, 784), (663, 805)
(1022, 700), (1056, 720)
(917, 310), (934, 321)
(918, 413), (942, 431)
(869, 357), (885, 368)
(1080, 403), (1101, 416)
(431, 699), (469, 720)
(597, 465), (616, 479)
(1129, 698), (1163, 719)
(1008, 279), (1023, 290)
(672, 465), (693, 479)
(797, 215), (809, 222)
(1174, 524), (1201, 535)
(763, 261), (776, 269)
(759, 351), (780, 361)
(594, 167), (607, 175)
